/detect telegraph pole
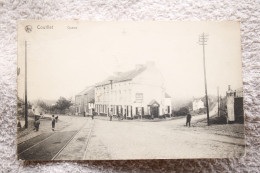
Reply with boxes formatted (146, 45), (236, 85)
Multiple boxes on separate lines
(109, 80), (113, 117)
(199, 33), (210, 126)
(217, 87), (220, 117)
(24, 41), (28, 128)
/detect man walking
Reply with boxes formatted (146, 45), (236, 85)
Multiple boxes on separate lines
(186, 113), (192, 127)
(55, 115), (58, 123)
(52, 115), (56, 131)
(109, 110), (113, 121)
(92, 110), (94, 120)
(34, 115), (40, 131)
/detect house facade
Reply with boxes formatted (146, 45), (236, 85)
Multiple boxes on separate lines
(75, 86), (95, 116)
(192, 99), (204, 111)
(94, 62), (172, 118)
(226, 85), (244, 123)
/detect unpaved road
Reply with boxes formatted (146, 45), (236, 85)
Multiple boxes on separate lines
(17, 107), (245, 160)
(84, 106), (245, 159)
(17, 116), (89, 160)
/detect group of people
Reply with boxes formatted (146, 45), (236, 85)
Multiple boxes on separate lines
(33, 114), (58, 132)
(83, 108), (95, 120)
(32, 111), (191, 132)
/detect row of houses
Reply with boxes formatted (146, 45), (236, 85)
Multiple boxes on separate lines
(75, 62), (172, 119)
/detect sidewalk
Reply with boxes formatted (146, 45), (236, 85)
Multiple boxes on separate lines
(93, 115), (184, 122)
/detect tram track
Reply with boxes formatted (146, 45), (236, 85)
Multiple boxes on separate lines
(17, 119), (90, 160)
(51, 120), (89, 160)
(82, 119), (95, 160)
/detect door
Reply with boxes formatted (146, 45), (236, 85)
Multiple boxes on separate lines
(151, 106), (159, 118)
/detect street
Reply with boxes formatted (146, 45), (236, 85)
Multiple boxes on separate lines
(17, 108), (245, 160)
(85, 117), (245, 159)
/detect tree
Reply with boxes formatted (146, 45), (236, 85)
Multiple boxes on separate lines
(54, 97), (72, 114)
(174, 106), (189, 116)
(17, 97), (32, 116)
(36, 100), (50, 113)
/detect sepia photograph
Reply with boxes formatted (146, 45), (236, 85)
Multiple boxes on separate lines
(17, 21), (245, 160)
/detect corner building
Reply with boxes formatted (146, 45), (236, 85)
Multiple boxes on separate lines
(94, 62), (172, 119)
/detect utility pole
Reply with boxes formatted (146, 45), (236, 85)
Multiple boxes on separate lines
(109, 80), (113, 117)
(199, 33), (210, 126)
(24, 41), (28, 128)
(217, 87), (220, 117)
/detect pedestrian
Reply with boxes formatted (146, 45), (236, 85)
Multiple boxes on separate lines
(34, 115), (40, 131)
(35, 117), (40, 131)
(91, 112), (94, 120)
(55, 115), (58, 123)
(186, 113), (192, 127)
(17, 120), (21, 128)
(117, 113), (121, 121)
(52, 115), (56, 131)
(109, 110), (113, 121)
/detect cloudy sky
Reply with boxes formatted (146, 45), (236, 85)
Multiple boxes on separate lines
(18, 21), (243, 101)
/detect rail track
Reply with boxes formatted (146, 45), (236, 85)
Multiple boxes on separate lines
(17, 119), (91, 160)
(82, 119), (95, 160)
(51, 120), (91, 160)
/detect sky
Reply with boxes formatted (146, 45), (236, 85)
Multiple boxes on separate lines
(17, 21), (243, 102)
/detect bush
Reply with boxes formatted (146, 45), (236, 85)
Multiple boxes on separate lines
(133, 115), (138, 119)
(165, 114), (171, 118)
(99, 113), (107, 116)
(158, 115), (167, 119)
(174, 107), (189, 116)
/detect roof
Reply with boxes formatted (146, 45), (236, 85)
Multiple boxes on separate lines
(95, 65), (147, 87)
(148, 99), (160, 106)
(88, 98), (95, 103)
(76, 86), (94, 96)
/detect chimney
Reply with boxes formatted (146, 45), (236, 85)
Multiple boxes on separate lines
(228, 85), (231, 91)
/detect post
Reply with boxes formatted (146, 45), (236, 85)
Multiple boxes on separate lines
(24, 41), (28, 128)
(217, 87), (220, 117)
(109, 80), (113, 117)
(199, 33), (210, 126)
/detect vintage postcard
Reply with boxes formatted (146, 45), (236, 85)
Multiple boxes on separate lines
(17, 21), (245, 160)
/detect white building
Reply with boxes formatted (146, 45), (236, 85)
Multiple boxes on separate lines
(94, 62), (172, 119)
(226, 85), (244, 122)
(192, 99), (204, 111)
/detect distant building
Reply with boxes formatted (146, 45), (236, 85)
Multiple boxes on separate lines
(94, 62), (172, 118)
(75, 86), (95, 116)
(192, 99), (204, 111)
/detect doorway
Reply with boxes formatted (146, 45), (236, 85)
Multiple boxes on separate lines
(151, 105), (159, 118)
